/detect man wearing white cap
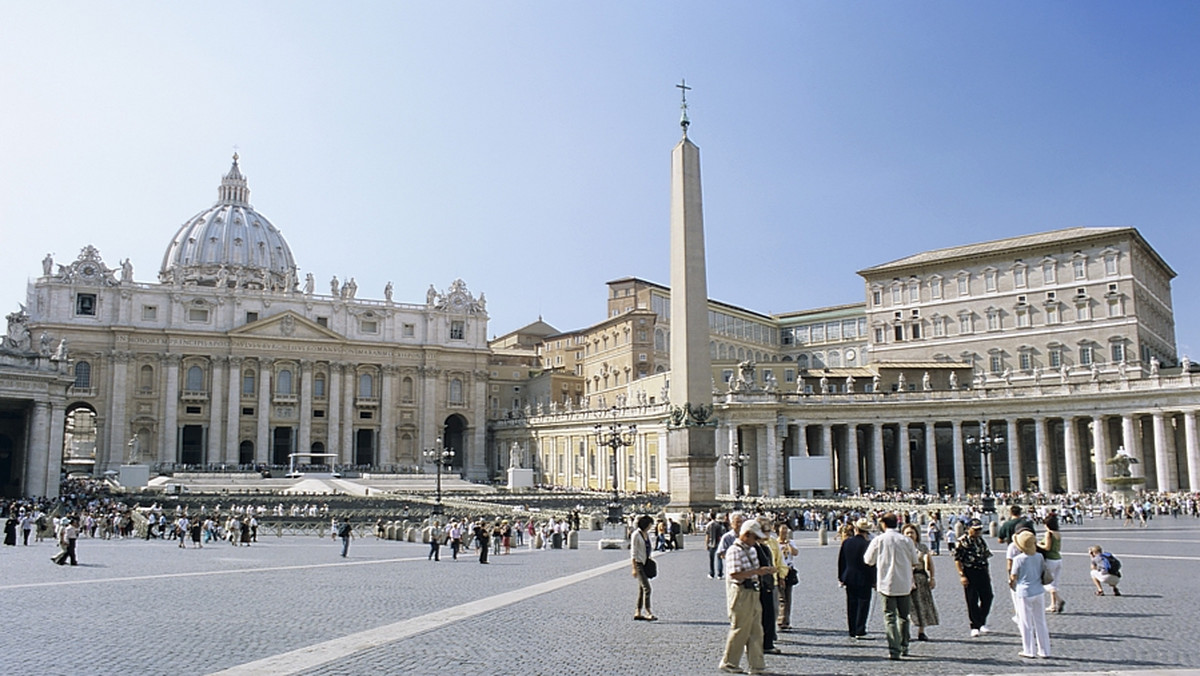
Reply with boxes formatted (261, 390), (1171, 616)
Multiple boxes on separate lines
(719, 519), (776, 675)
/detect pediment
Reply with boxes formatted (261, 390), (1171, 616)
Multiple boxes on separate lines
(229, 311), (344, 341)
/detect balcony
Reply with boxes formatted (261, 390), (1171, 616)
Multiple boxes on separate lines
(355, 396), (379, 408)
(181, 389), (209, 402)
(68, 386), (96, 398)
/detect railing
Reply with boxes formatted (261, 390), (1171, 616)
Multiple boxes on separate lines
(68, 386), (96, 397)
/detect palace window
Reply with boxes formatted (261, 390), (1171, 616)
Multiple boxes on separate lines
(242, 370), (256, 395)
(1019, 351), (1033, 371)
(1111, 343), (1126, 362)
(1105, 254), (1119, 276)
(1079, 345), (1094, 366)
(449, 378), (464, 405)
(1013, 266), (1027, 288)
(984, 270), (998, 293)
(1073, 257), (1088, 280)
(188, 307), (209, 323)
(277, 369), (293, 395)
(1043, 260), (1057, 284)
(957, 274), (970, 297)
(185, 365), (204, 392)
(359, 373), (374, 397)
(74, 361), (92, 389)
(1048, 347), (1063, 369)
(450, 320), (465, 340)
(314, 373), (326, 398)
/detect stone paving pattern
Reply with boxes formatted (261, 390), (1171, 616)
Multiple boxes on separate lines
(3, 517), (1198, 676)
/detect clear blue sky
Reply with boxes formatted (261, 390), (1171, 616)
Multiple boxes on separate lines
(2, 3), (1198, 355)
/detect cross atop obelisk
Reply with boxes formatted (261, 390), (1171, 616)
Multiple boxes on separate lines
(676, 79), (691, 134)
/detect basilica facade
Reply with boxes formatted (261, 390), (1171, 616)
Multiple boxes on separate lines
(2, 156), (491, 497)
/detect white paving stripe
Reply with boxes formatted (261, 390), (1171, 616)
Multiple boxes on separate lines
(0, 555), (428, 591)
(207, 555), (636, 676)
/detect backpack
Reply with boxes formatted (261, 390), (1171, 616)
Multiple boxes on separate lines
(1101, 552), (1121, 576)
(337, 523), (351, 538)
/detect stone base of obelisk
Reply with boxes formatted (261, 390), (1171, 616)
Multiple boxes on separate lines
(665, 426), (718, 512)
(119, 464), (150, 488)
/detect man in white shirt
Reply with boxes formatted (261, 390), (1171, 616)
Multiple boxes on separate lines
(863, 513), (920, 661)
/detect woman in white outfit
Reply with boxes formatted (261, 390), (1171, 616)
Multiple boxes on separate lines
(1009, 530), (1051, 658)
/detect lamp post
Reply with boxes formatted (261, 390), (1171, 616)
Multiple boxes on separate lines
(723, 444), (750, 510)
(965, 420), (1004, 515)
(594, 407), (636, 524)
(423, 437), (455, 516)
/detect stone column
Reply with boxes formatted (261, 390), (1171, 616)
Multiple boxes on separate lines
(952, 420), (966, 497)
(47, 402), (66, 499)
(225, 357), (242, 464)
(923, 422), (936, 495)
(1062, 417), (1080, 491)
(714, 421), (731, 495)
(1092, 416), (1110, 492)
(328, 363), (343, 463)
(256, 359), (272, 466)
(1005, 417), (1021, 493)
(793, 421), (808, 457)
(1121, 414), (1144, 481)
(161, 355), (181, 464)
(106, 351), (130, 471)
(1152, 411), (1178, 492)
(766, 420), (783, 497)
(1184, 410), (1200, 492)
(379, 365), (396, 467)
(847, 423), (861, 494)
(342, 364), (355, 465)
(26, 402), (51, 498)
(726, 424), (739, 498)
(872, 423), (885, 491)
(298, 360), (312, 459)
(208, 356), (225, 465)
(898, 422), (912, 492)
(757, 424), (774, 497)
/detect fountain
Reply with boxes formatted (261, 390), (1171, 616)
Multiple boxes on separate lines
(1102, 446), (1145, 506)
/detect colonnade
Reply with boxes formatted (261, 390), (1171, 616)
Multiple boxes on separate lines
(718, 407), (1200, 497)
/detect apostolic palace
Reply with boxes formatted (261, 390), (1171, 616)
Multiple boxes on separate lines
(3, 124), (1199, 504)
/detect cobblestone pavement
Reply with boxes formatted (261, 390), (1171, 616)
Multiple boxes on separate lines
(3, 516), (1199, 676)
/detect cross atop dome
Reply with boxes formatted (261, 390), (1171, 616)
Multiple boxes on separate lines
(676, 79), (691, 135)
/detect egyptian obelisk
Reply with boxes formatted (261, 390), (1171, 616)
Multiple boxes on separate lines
(666, 80), (718, 511)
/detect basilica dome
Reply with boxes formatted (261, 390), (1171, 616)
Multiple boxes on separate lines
(160, 155), (298, 291)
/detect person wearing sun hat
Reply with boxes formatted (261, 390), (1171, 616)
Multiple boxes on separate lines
(719, 519), (776, 674)
(1009, 530), (1051, 658)
(953, 518), (994, 637)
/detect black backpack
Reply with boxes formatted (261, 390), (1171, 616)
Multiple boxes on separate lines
(338, 523), (351, 538)
(1102, 552), (1121, 576)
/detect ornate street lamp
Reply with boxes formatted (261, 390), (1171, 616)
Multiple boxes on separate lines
(965, 420), (1004, 514)
(723, 444), (750, 510)
(593, 407), (636, 524)
(423, 437), (455, 516)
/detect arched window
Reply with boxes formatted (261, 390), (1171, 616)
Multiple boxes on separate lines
(185, 365), (204, 392)
(797, 354), (809, 369)
(277, 369), (293, 395)
(242, 370), (256, 395)
(74, 361), (92, 389)
(655, 329), (666, 351)
(359, 373), (374, 398)
(449, 378), (463, 404)
(401, 376), (414, 402)
(139, 364), (154, 392)
(313, 373), (326, 398)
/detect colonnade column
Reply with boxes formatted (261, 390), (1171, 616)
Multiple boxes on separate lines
(1184, 411), (1199, 492)
(1005, 417), (1020, 492)
(225, 357), (242, 464)
(1093, 415), (1110, 492)
(379, 366), (395, 467)
(1034, 417), (1058, 493)
(766, 420), (783, 497)
(1062, 417), (1080, 491)
(761, 423), (777, 497)
(341, 364), (355, 465)
(298, 360), (312, 461)
(161, 355), (180, 464)
(256, 359), (272, 466)
(923, 422), (936, 494)
(952, 420), (965, 498)
(328, 363), (342, 463)
(1121, 414), (1144, 480)
(1040, 418), (1057, 493)
(898, 423), (911, 492)
(727, 424), (739, 498)
(106, 351), (130, 471)
(208, 356), (225, 465)
(872, 423), (885, 491)
(847, 424), (861, 494)
(47, 402), (65, 498)
(1153, 412), (1178, 492)
(26, 402), (50, 497)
